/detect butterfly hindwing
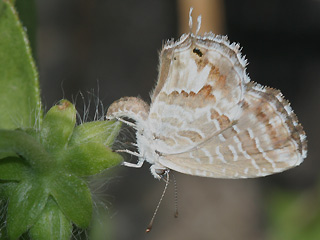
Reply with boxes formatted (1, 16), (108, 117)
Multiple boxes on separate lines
(158, 83), (306, 178)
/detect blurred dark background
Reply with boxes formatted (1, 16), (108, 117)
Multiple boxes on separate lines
(34, 0), (320, 239)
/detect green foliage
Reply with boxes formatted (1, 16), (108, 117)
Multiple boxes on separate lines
(29, 198), (72, 240)
(0, 101), (122, 239)
(7, 179), (49, 239)
(14, 0), (37, 58)
(0, 1), (123, 239)
(0, 0), (41, 130)
(267, 187), (320, 240)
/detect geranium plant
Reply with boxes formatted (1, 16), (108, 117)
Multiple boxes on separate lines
(0, 1), (122, 239)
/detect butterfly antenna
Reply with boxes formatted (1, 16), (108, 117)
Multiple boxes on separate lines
(196, 15), (202, 36)
(146, 171), (170, 233)
(172, 172), (179, 218)
(189, 7), (193, 33)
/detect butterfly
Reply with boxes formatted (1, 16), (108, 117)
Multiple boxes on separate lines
(106, 9), (307, 180)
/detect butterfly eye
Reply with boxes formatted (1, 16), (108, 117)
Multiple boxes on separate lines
(192, 48), (203, 57)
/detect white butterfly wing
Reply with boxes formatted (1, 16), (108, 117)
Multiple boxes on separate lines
(106, 32), (307, 179)
(158, 83), (307, 178)
(148, 34), (249, 154)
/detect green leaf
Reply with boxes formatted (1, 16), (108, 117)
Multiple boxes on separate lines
(0, 156), (29, 181)
(0, 151), (17, 160)
(7, 179), (49, 239)
(14, 0), (37, 59)
(63, 142), (122, 176)
(0, 182), (17, 202)
(49, 173), (92, 228)
(0, 0), (41, 130)
(40, 100), (76, 153)
(69, 120), (122, 147)
(30, 198), (72, 240)
(0, 198), (9, 239)
(24, 127), (38, 139)
(0, 129), (51, 171)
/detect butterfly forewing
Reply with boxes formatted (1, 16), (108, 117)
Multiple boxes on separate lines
(148, 34), (249, 154)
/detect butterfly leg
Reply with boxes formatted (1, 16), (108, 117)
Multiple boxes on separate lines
(116, 117), (137, 128)
(122, 160), (144, 168)
(106, 115), (137, 128)
(116, 149), (145, 168)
